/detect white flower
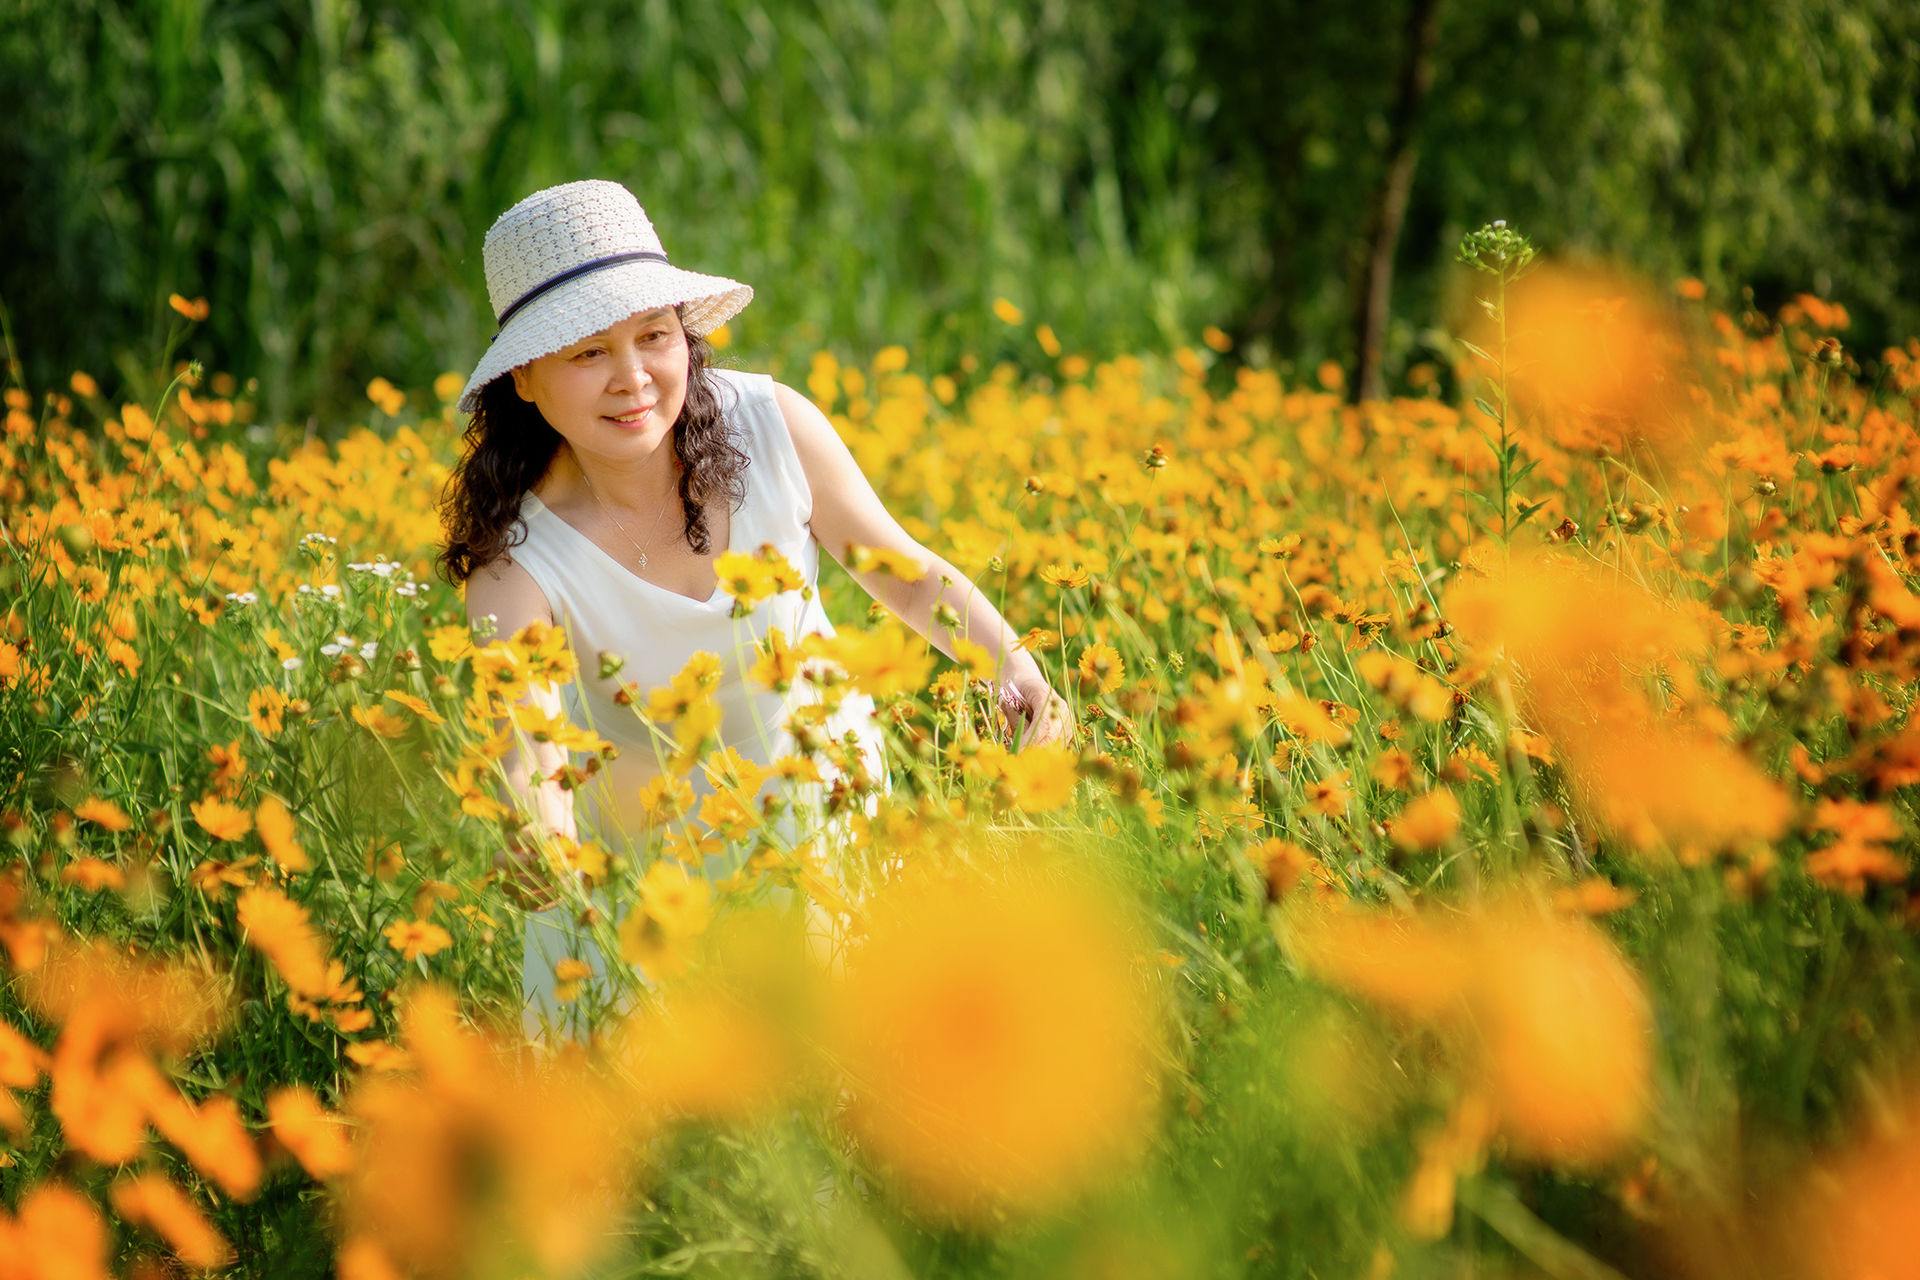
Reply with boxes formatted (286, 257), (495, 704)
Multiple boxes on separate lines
(396, 582), (420, 598)
(359, 641), (379, 661)
(300, 532), (337, 546)
(296, 583), (314, 594)
(320, 584), (342, 599)
(282, 657), (304, 671)
(319, 643), (343, 658)
(224, 591), (258, 606)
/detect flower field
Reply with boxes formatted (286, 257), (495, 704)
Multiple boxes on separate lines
(3, 263), (1919, 1278)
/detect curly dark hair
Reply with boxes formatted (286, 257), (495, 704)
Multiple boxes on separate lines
(436, 323), (747, 584)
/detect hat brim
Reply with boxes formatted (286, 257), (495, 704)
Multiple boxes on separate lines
(457, 260), (752, 413)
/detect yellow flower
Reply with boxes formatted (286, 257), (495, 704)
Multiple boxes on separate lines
(697, 787), (761, 842)
(365, 377), (405, 416)
(992, 297), (1025, 325)
(638, 860), (713, 939)
(1040, 563), (1091, 589)
(351, 705), (411, 739)
(950, 637), (995, 680)
(191, 796), (253, 841)
(638, 775), (696, 821)
(619, 861), (714, 977)
(1000, 745), (1079, 812)
(805, 627), (934, 699)
(426, 624), (474, 664)
(248, 687), (289, 736)
(384, 690), (445, 724)
(748, 626), (802, 692)
(1077, 642), (1125, 694)
(382, 920), (453, 962)
(713, 549), (779, 615)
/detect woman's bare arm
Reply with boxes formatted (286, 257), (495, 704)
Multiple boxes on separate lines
(772, 381), (1072, 747)
(465, 556), (575, 902)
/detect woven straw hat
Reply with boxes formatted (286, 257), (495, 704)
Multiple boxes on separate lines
(457, 180), (753, 413)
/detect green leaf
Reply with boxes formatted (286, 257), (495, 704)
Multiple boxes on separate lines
(1458, 340), (1493, 362)
(1515, 500), (1550, 524)
(1473, 397), (1501, 422)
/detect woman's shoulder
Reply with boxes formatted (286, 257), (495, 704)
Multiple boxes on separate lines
(708, 365), (778, 412)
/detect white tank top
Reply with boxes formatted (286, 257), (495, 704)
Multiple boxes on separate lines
(503, 367), (886, 852)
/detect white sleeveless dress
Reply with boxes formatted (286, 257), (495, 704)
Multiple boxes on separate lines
(504, 367), (887, 1035)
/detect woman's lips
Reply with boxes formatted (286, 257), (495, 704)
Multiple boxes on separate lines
(605, 405), (654, 424)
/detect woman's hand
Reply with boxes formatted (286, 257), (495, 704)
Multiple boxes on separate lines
(997, 674), (1074, 750)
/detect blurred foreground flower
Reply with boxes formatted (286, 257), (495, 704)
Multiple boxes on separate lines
(341, 988), (647, 1280)
(1492, 264), (1711, 465)
(1445, 551), (1790, 858)
(827, 857), (1164, 1222)
(1790, 1082), (1920, 1280)
(1287, 894), (1653, 1169)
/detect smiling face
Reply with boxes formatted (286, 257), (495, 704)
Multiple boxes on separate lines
(509, 307), (690, 460)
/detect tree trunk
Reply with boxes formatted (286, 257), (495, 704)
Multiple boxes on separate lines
(1350, 0), (1442, 404)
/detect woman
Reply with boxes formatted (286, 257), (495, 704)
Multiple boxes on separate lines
(437, 180), (1070, 1034)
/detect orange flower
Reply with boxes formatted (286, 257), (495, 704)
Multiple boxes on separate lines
(0, 1182), (110, 1279)
(1288, 897), (1652, 1166)
(148, 1091), (263, 1200)
(255, 795), (309, 873)
(110, 1174), (232, 1268)
(207, 738), (248, 794)
(60, 857), (125, 892)
(268, 1085), (355, 1180)
(236, 886), (331, 998)
(0, 1019), (49, 1089)
(382, 920), (453, 962)
(190, 795), (252, 842)
(1304, 769), (1352, 817)
(1391, 788), (1462, 851)
(72, 797), (131, 832)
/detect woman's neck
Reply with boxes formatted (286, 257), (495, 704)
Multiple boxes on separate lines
(547, 441), (681, 517)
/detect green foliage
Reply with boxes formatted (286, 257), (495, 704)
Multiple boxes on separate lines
(5, 0), (1918, 419)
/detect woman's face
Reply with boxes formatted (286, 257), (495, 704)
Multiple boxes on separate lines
(510, 307), (689, 460)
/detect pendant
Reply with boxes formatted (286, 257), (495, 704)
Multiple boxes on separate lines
(637, 552), (648, 568)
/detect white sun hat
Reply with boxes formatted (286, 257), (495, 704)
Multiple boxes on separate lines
(456, 179), (754, 413)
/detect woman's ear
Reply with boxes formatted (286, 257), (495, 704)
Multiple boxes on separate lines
(510, 365), (534, 403)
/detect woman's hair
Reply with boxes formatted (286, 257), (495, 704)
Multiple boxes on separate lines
(436, 321), (747, 584)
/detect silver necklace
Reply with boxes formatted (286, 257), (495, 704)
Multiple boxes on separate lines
(578, 467), (671, 569)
